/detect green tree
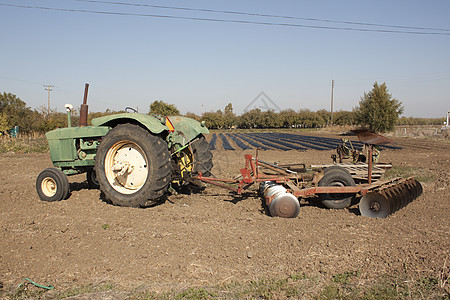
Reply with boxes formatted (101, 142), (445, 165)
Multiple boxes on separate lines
(279, 109), (298, 128)
(0, 113), (9, 132)
(201, 110), (224, 129)
(396, 116), (414, 125)
(261, 110), (282, 128)
(148, 100), (180, 116)
(238, 108), (263, 128)
(223, 103), (236, 128)
(316, 109), (330, 127)
(36, 110), (67, 132)
(184, 112), (201, 122)
(333, 110), (356, 126)
(224, 103), (233, 115)
(354, 82), (403, 132)
(298, 109), (322, 128)
(396, 116), (445, 126)
(0, 92), (36, 133)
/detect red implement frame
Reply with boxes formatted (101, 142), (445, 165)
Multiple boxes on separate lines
(194, 152), (405, 201)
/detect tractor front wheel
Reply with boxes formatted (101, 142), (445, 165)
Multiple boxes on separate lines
(95, 124), (172, 207)
(36, 168), (70, 202)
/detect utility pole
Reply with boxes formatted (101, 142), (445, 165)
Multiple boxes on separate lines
(330, 80), (335, 126)
(43, 85), (55, 116)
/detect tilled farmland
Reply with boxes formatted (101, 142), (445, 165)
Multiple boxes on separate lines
(0, 131), (448, 298)
(210, 132), (401, 151)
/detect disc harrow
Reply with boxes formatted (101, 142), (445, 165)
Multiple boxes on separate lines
(194, 151), (423, 219)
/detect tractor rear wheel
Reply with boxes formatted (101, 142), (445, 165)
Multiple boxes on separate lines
(95, 124), (172, 207)
(318, 169), (356, 209)
(191, 134), (213, 177)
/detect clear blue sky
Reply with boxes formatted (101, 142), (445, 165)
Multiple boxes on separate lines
(1, 0), (449, 118)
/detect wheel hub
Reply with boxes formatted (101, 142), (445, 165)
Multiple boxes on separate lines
(105, 141), (148, 194)
(370, 202), (381, 212)
(41, 177), (57, 197)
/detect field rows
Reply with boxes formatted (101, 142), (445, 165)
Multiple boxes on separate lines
(209, 132), (401, 151)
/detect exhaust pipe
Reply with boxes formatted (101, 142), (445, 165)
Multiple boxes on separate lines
(260, 182), (300, 218)
(79, 83), (89, 127)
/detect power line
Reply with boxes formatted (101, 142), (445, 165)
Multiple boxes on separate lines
(0, 75), (43, 86)
(75, 0), (450, 33)
(0, 3), (449, 36)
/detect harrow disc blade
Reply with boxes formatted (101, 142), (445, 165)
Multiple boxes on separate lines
(359, 192), (392, 218)
(391, 185), (407, 213)
(403, 178), (423, 200)
(395, 185), (410, 208)
(415, 179), (423, 196)
(269, 194), (300, 218)
(404, 180), (417, 199)
(360, 178), (423, 218)
(402, 182), (414, 203)
(381, 187), (401, 213)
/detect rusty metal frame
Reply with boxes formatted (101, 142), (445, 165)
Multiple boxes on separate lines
(194, 153), (400, 198)
(196, 154), (293, 194)
(194, 152), (417, 201)
(195, 151), (422, 219)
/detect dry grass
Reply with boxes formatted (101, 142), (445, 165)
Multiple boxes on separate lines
(0, 133), (48, 153)
(2, 269), (448, 299)
(384, 165), (435, 183)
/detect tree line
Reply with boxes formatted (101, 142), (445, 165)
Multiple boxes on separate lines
(0, 83), (444, 134)
(150, 83), (443, 133)
(0, 92), (125, 134)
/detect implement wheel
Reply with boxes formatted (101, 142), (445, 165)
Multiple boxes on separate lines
(95, 124), (172, 207)
(318, 169), (356, 209)
(36, 168), (69, 202)
(324, 165), (351, 177)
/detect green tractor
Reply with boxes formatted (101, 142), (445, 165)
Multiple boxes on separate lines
(36, 84), (213, 207)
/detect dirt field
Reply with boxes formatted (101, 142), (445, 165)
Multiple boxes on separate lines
(0, 132), (449, 297)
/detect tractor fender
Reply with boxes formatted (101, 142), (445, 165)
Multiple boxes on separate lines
(91, 113), (209, 147)
(91, 113), (168, 134)
(168, 116), (209, 145)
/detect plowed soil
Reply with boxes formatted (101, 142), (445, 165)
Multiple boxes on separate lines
(0, 132), (449, 295)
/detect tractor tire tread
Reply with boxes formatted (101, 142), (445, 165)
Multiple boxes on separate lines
(191, 135), (213, 177)
(318, 169), (356, 209)
(36, 167), (70, 202)
(95, 123), (172, 207)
